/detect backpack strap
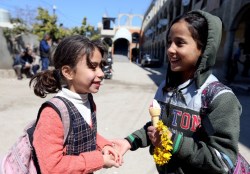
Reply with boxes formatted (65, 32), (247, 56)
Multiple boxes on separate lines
(26, 96), (72, 174)
(29, 94), (94, 145)
(27, 96), (72, 146)
(201, 82), (250, 173)
(25, 94), (94, 173)
(46, 94), (94, 143)
(200, 81), (231, 136)
(45, 96), (72, 144)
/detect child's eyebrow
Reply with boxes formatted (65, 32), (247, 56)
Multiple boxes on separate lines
(89, 61), (99, 67)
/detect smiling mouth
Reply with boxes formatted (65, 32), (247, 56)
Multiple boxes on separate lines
(93, 81), (101, 85)
(170, 59), (180, 63)
(93, 81), (102, 87)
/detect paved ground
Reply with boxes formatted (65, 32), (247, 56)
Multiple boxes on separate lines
(0, 56), (249, 174)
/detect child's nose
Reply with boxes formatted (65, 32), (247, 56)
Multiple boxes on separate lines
(98, 68), (104, 79)
(167, 43), (176, 55)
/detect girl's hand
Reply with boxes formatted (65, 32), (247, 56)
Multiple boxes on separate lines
(102, 153), (119, 168)
(111, 139), (131, 157)
(102, 145), (122, 166)
(147, 126), (161, 147)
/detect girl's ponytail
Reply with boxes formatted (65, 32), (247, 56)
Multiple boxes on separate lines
(29, 69), (62, 98)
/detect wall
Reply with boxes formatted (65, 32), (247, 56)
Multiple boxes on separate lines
(0, 28), (12, 69)
(0, 28), (39, 69)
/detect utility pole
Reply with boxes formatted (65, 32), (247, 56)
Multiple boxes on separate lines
(53, 5), (56, 15)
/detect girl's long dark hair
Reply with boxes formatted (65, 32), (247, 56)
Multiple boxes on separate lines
(29, 35), (107, 98)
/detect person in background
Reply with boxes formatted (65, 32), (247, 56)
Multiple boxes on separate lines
(241, 53), (250, 77)
(39, 33), (51, 71)
(112, 10), (241, 174)
(227, 42), (244, 83)
(31, 47), (41, 75)
(12, 50), (24, 80)
(20, 47), (33, 78)
(29, 35), (122, 173)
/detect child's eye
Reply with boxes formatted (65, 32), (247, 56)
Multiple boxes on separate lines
(88, 61), (98, 70)
(167, 40), (172, 47)
(176, 40), (185, 47)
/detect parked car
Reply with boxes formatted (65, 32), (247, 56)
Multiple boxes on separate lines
(141, 54), (161, 67)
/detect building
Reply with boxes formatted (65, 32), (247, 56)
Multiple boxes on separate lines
(98, 13), (143, 61)
(140, 0), (250, 79)
(0, 8), (13, 28)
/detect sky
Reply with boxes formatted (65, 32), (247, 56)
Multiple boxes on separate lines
(0, 0), (152, 28)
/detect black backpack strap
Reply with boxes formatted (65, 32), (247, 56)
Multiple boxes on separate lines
(200, 81), (231, 136)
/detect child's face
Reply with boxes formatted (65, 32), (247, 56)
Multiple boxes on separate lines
(68, 48), (104, 94)
(167, 20), (202, 80)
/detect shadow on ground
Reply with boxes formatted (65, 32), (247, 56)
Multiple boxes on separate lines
(136, 63), (167, 86)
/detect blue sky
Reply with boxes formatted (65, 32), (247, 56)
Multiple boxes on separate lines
(0, 0), (151, 28)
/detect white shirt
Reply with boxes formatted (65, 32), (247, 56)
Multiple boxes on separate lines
(56, 88), (91, 125)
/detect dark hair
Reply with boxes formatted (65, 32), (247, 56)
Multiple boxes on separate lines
(29, 35), (108, 98)
(164, 12), (208, 91)
(167, 12), (208, 52)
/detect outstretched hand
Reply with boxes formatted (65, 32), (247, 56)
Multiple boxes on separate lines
(111, 139), (131, 157)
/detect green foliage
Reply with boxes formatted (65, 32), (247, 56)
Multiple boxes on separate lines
(91, 34), (101, 40)
(4, 6), (101, 45)
(32, 8), (100, 41)
(69, 17), (100, 39)
(32, 7), (58, 40)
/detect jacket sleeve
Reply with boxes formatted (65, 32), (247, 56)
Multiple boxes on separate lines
(33, 106), (104, 174)
(125, 121), (152, 151)
(173, 92), (241, 173)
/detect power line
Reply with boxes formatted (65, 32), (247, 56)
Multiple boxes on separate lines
(38, 0), (81, 27)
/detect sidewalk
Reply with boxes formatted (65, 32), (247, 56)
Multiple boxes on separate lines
(0, 69), (16, 79)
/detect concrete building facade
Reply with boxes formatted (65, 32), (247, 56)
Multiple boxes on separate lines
(140, 0), (250, 78)
(98, 14), (143, 61)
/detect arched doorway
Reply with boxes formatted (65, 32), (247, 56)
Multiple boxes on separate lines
(113, 38), (129, 56)
(113, 27), (132, 57)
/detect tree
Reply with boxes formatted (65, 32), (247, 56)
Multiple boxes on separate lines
(32, 7), (58, 41)
(70, 17), (100, 40)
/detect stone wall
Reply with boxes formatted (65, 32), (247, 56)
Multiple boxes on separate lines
(0, 28), (12, 69)
(0, 28), (39, 69)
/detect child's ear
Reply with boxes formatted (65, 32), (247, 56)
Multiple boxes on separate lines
(61, 65), (74, 80)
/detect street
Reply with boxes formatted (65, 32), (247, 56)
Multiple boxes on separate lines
(0, 56), (249, 174)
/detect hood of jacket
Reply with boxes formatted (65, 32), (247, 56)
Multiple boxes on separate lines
(166, 10), (222, 89)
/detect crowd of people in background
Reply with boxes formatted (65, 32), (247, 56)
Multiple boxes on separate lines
(12, 33), (52, 80)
